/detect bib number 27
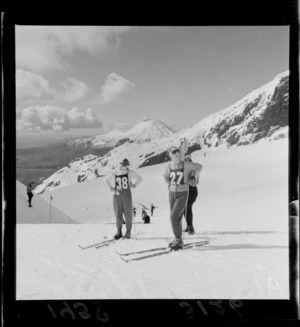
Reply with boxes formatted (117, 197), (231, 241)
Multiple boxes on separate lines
(170, 171), (183, 185)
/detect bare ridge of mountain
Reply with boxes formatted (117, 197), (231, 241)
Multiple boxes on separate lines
(34, 71), (289, 194)
(190, 70), (289, 148)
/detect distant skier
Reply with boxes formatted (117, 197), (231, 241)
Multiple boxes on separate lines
(163, 138), (202, 250)
(26, 181), (36, 207)
(183, 155), (199, 235)
(141, 205), (147, 218)
(133, 207), (136, 217)
(105, 158), (143, 239)
(150, 203), (158, 216)
(142, 211), (150, 224)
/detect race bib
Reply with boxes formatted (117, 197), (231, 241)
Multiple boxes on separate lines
(115, 174), (129, 190)
(169, 169), (184, 185)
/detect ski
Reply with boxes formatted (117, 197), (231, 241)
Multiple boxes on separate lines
(120, 240), (209, 262)
(117, 246), (167, 256)
(78, 238), (115, 250)
(95, 232), (142, 249)
(117, 240), (208, 257)
(95, 239), (117, 249)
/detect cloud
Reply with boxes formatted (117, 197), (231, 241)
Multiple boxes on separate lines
(94, 73), (135, 104)
(16, 69), (55, 100)
(15, 26), (133, 74)
(56, 78), (89, 102)
(16, 69), (89, 103)
(16, 105), (103, 132)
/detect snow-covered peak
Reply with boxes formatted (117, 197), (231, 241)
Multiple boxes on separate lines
(125, 119), (176, 142)
(69, 120), (175, 148)
(103, 129), (125, 138)
(91, 129), (126, 147)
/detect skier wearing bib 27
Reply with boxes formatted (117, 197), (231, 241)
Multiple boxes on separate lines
(105, 159), (143, 240)
(163, 139), (202, 250)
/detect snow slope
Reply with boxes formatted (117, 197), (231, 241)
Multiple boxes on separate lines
(17, 181), (79, 224)
(17, 138), (289, 299)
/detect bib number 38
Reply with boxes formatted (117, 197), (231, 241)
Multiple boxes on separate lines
(116, 176), (129, 190)
(170, 171), (183, 185)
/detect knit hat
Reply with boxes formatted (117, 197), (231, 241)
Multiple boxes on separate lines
(120, 158), (130, 166)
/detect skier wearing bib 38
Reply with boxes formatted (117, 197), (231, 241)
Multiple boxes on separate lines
(105, 159), (143, 240)
(163, 139), (202, 250)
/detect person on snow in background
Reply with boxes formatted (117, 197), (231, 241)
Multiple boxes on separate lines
(105, 159), (143, 240)
(183, 154), (199, 235)
(142, 211), (150, 224)
(140, 205), (147, 218)
(163, 138), (202, 250)
(26, 181), (36, 207)
(150, 203), (158, 216)
(133, 207), (137, 217)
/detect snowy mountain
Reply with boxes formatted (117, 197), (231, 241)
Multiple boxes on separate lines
(68, 119), (176, 148)
(189, 71), (289, 148)
(67, 129), (126, 148)
(123, 119), (176, 142)
(34, 71), (289, 194)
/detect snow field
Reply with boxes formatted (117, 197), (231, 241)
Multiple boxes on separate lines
(17, 138), (289, 299)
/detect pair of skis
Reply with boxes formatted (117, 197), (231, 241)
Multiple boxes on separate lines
(78, 238), (115, 250)
(78, 234), (137, 250)
(79, 239), (209, 262)
(116, 240), (209, 262)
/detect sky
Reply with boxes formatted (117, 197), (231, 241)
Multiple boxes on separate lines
(15, 25), (289, 147)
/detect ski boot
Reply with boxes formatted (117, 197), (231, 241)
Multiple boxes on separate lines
(123, 230), (131, 239)
(188, 226), (195, 235)
(114, 230), (123, 240)
(168, 238), (183, 250)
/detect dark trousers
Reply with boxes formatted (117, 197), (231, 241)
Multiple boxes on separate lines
(113, 190), (133, 232)
(184, 186), (198, 227)
(27, 192), (33, 205)
(169, 191), (188, 239)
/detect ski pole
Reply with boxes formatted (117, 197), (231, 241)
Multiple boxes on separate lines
(104, 207), (110, 239)
(182, 188), (190, 244)
(166, 213), (171, 244)
(133, 209), (137, 239)
(49, 192), (52, 221)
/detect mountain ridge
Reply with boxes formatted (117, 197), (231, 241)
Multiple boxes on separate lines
(31, 70), (288, 194)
